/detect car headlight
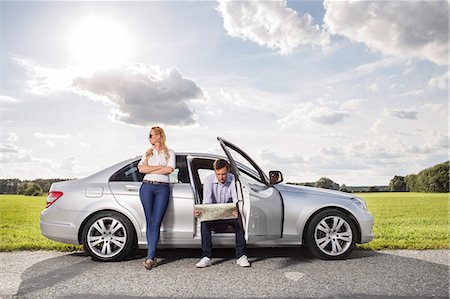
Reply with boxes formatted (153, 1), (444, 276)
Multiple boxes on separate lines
(351, 197), (368, 211)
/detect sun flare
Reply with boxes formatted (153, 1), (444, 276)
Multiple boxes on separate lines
(68, 16), (133, 69)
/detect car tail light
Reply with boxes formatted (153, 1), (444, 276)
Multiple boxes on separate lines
(46, 191), (63, 208)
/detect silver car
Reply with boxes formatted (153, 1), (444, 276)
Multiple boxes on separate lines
(40, 137), (374, 261)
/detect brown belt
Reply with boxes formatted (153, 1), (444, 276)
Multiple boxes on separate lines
(143, 180), (169, 185)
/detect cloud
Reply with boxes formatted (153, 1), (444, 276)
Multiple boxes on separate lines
(0, 140), (84, 177)
(14, 58), (205, 127)
(422, 103), (448, 116)
(340, 99), (365, 111)
(398, 89), (425, 97)
(309, 107), (350, 125)
(0, 95), (20, 103)
(34, 133), (72, 139)
(428, 72), (449, 89)
(354, 57), (402, 75)
(346, 141), (401, 160)
(260, 150), (304, 165)
(73, 64), (206, 126)
(327, 57), (404, 86)
(320, 147), (344, 156)
(45, 157), (80, 175)
(216, 0), (330, 55)
(79, 142), (90, 148)
(387, 109), (418, 120)
(390, 83), (406, 90)
(14, 56), (74, 94)
(277, 127), (447, 183)
(6, 133), (18, 142)
(278, 99), (353, 128)
(367, 83), (378, 92)
(0, 144), (33, 163)
(1, 143), (20, 154)
(407, 131), (448, 154)
(324, 1), (448, 65)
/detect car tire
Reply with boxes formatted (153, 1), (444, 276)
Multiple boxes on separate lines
(305, 209), (357, 260)
(82, 211), (136, 262)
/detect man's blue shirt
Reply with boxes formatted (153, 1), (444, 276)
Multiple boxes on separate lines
(203, 173), (238, 204)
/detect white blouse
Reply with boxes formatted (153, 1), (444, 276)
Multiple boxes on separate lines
(138, 148), (175, 183)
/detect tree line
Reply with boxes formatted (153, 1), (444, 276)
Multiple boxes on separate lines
(287, 178), (388, 193)
(388, 161), (449, 192)
(289, 161), (449, 193)
(0, 179), (72, 196)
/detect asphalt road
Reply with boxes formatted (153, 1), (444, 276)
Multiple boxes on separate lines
(0, 248), (448, 298)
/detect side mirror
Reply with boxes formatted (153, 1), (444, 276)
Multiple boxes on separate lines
(269, 170), (283, 185)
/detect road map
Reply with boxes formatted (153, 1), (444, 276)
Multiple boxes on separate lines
(194, 203), (238, 222)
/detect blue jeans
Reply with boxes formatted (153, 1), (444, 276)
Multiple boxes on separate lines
(139, 183), (170, 259)
(201, 218), (246, 259)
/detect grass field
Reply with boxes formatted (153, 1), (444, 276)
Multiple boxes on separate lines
(0, 193), (449, 251)
(0, 195), (81, 251)
(355, 192), (449, 250)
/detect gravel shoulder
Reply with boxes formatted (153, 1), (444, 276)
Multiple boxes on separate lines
(0, 251), (68, 298)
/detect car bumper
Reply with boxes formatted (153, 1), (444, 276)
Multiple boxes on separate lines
(40, 221), (80, 245)
(40, 206), (89, 245)
(345, 202), (375, 244)
(359, 220), (374, 244)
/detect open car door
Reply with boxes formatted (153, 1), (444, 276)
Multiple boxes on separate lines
(218, 137), (283, 242)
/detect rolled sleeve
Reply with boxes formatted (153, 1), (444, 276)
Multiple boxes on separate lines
(167, 150), (176, 170)
(138, 154), (147, 167)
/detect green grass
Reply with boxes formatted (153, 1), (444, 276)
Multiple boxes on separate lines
(355, 192), (449, 250)
(0, 193), (449, 251)
(0, 195), (82, 251)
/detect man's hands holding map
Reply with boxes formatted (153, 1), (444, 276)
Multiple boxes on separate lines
(193, 203), (238, 222)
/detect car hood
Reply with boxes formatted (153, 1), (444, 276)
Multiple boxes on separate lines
(274, 183), (356, 200)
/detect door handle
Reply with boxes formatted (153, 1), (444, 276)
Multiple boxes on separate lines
(124, 185), (140, 192)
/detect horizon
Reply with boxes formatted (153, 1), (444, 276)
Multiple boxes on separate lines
(1, 158), (447, 188)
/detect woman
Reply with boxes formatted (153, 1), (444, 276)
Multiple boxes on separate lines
(138, 126), (175, 270)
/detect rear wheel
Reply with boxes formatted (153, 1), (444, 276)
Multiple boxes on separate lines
(82, 211), (136, 261)
(305, 209), (357, 260)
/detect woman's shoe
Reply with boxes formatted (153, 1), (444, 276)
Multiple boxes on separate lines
(143, 258), (157, 270)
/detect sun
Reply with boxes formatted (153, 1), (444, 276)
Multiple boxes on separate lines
(67, 16), (133, 69)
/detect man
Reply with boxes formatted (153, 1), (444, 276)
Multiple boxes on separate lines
(193, 158), (251, 268)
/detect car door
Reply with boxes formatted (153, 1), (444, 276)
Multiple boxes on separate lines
(218, 137), (284, 242)
(108, 155), (194, 240)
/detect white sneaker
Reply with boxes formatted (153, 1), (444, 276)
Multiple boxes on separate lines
(196, 257), (212, 268)
(236, 255), (251, 267)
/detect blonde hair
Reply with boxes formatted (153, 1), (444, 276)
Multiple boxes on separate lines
(145, 126), (169, 162)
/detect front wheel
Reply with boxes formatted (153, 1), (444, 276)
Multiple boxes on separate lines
(304, 209), (357, 260)
(82, 211), (136, 261)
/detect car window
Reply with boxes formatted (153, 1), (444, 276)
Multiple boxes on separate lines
(223, 146), (268, 184)
(175, 155), (190, 183)
(239, 170), (267, 191)
(109, 160), (144, 182)
(109, 155), (190, 183)
(198, 169), (214, 184)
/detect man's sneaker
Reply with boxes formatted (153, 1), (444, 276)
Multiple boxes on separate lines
(236, 255), (251, 267)
(196, 257), (212, 268)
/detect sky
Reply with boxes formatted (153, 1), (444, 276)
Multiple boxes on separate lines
(0, 0), (448, 186)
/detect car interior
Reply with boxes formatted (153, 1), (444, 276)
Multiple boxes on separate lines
(190, 157), (237, 234)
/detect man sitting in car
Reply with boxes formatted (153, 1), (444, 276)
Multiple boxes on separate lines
(193, 158), (251, 268)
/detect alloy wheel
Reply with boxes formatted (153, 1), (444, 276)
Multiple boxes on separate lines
(87, 217), (127, 258)
(314, 216), (353, 256)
